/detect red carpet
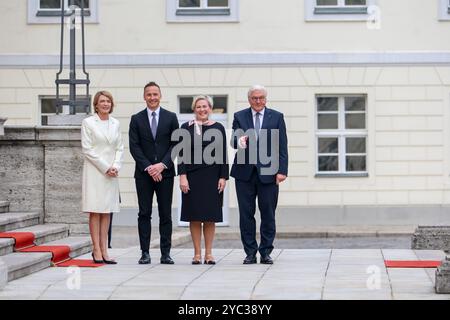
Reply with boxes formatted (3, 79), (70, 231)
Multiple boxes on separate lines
(20, 245), (71, 264)
(0, 232), (103, 267)
(385, 260), (442, 268)
(57, 259), (104, 268)
(0, 232), (35, 250)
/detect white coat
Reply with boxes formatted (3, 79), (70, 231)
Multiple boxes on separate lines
(81, 113), (124, 213)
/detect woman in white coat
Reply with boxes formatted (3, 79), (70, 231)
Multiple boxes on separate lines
(81, 91), (123, 264)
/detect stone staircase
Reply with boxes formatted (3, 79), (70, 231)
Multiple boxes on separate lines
(0, 201), (91, 288)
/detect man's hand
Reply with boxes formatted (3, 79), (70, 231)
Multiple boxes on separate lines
(276, 174), (287, 185)
(151, 173), (163, 182)
(146, 163), (164, 182)
(238, 136), (248, 149)
(148, 163), (165, 177)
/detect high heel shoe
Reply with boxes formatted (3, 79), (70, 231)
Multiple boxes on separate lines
(102, 256), (117, 265)
(204, 255), (216, 265)
(192, 255), (201, 265)
(92, 253), (104, 264)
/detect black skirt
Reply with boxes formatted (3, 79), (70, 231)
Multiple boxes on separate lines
(180, 165), (223, 222)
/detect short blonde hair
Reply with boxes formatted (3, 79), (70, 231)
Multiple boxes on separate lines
(93, 91), (115, 114)
(191, 95), (213, 111)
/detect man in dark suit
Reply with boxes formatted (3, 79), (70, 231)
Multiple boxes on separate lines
(129, 82), (179, 265)
(231, 85), (288, 265)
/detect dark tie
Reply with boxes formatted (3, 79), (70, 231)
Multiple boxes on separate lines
(255, 112), (261, 138)
(151, 111), (157, 139)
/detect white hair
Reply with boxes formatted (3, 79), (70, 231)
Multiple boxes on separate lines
(248, 85), (267, 98)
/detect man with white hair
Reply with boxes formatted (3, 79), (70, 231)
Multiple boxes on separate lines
(230, 85), (288, 264)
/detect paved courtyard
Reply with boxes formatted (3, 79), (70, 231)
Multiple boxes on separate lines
(0, 247), (449, 300)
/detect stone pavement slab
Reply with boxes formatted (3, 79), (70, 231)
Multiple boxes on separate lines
(0, 248), (449, 300)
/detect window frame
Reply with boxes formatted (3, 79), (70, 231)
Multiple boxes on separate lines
(28, 0), (99, 24)
(315, 0), (368, 14)
(438, 0), (450, 21)
(39, 95), (91, 126)
(167, 0), (239, 23)
(315, 95), (368, 177)
(177, 0), (230, 16)
(305, 0), (377, 21)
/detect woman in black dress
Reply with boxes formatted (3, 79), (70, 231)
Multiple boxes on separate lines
(178, 95), (229, 265)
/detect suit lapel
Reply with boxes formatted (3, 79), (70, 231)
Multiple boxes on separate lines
(141, 109), (154, 141)
(155, 107), (166, 140)
(94, 113), (112, 143)
(107, 118), (115, 143)
(261, 108), (272, 130)
(246, 108), (254, 130)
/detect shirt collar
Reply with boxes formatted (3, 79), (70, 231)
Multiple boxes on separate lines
(251, 107), (265, 117)
(147, 106), (161, 117)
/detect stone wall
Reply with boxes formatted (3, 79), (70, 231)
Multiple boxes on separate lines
(0, 126), (88, 234)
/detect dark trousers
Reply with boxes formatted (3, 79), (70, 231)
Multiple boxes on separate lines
(135, 176), (174, 255)
(235, 168), (279, 257)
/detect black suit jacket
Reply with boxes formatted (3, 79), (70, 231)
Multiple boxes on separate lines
(230, 107), (288, 184)
(129, 107), (179, 179)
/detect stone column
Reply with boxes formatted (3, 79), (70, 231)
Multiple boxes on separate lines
(436, 255), (450, 293)
(411, 226), (450, 250)
(411, 226), (450, 293)
(38, 126), (88, 234)
(0, 117), (7, 136)
(0, 125), (88, 234)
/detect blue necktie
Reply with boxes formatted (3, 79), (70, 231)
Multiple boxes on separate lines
(151, 112), (157, 139)
(255, 112), (261, 138)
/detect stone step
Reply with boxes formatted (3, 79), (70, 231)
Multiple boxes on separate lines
(0, 258), (6, 290)
(0, 201), (9, 214)
(0, 224), (70, 257)
(0, 212), (40, 232)
(43, 236), (92, 259)
(1, 236), (92, 282)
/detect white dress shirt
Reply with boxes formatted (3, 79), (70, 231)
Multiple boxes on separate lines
(251, 107), (265, 129)
(144, 106), (167, 171)
(238, 107), (266, 149)
(146, 106), (160, 130)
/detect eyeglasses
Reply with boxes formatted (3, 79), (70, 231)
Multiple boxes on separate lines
(250, 96), (266, 101)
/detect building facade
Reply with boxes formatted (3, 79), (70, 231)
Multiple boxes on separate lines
(2, 0), (450, 226)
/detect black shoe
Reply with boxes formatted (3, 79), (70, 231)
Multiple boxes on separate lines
(160, 255), (174, 264)
(243, 255), (257, 264)
(92, 253), (104, 264)
(138, 252), (151, 264)
(260, 255), (273, 264)
(192, 255), (202, 265)
(103, 256), (117, 265)
(204, 254), (216, 265)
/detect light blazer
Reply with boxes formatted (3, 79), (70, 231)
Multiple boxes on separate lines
(81, 113), (124, 213)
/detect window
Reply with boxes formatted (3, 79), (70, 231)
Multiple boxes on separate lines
(167, 0), (239, 22)
(315, 0), (367, 14)
(178, 0), (230, 15)
(40, 96), (90, 125)
(438, 0), (450, 21)
(28, 0), (98, 24)
(37, 0), (90, 16)
(179, 95), (227, 114)
(305, 0), (376, 21)
(316, 95), (368, 176)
